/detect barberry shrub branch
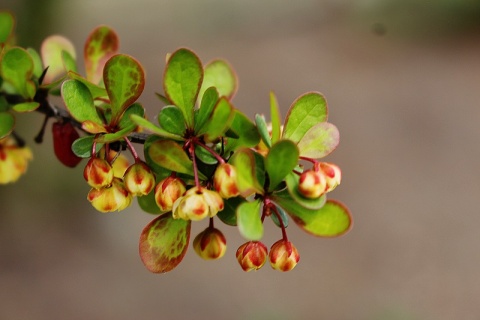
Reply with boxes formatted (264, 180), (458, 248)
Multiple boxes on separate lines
(0, 11), (352, 273)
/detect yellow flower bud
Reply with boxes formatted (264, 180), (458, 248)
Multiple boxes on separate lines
(154, 177), (186, 212)
(213, 163), (239, 199)
(318, 162), (341, 193)
(0, 137), (33, 184)
(193, 227), (227, 260)
(87, 177), (132, 212)
(298, 169), (326, 198)
(83, 157), (114, 189)
(236, 241), (268, 272)
(123, 162), (155, 196)
(172, 187), (224, 221)
(269, 239), (300, 272)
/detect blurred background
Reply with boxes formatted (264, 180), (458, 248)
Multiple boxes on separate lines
(2, 0), (480, 319)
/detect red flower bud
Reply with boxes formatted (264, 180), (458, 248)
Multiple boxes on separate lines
(269, 239), (300, 272)
(83, 157), (114, 189)
(298, 169), (326, 198)
(213, 163), (239, 199)
(193, 227), (227, 260)
(123, 162), (155, 196)
(52, 121), (82, 168)
(318, 162), (341, 193)
(154, 177), (186, 212)
(236, 241), (268, 272)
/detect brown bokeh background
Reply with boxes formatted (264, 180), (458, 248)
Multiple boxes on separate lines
(2, 1), (480, 319)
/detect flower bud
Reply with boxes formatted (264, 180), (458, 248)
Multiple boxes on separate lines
(269, 239), (300, 272)
(236, 241), (268, 272)
(83, 157), (114, 189)
(110, 151), (130, 178)
(172, 187), (224, 221)
(0, 137), (33, 184)
(298, 169), (326, 198)
(318, 162), (341, 193)
(123, 162), (155, 196)
(154, 177), (186, 212)
(87, 177), (132, 212)
(193, 227), (227, 260)
(213, 163), (239, 198)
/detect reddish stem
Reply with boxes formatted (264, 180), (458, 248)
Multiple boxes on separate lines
(189, 142), (201, 188)
(124, 137), (140, 162)
(194, 139), (225, 164)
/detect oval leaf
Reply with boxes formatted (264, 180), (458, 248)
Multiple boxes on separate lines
(130, 114), (184, 141)
(217, 196), (244, 226)
(230, 148), (264, 197)
(0, 112), (15, 139)
(104, 54), (145, 124)
(202, 97), (235, 142)
(194, 86), (218, 133)
(283, 92), (328, 143)
(137, 191), (162, 215)
(84, 25), (119, 84)
(71, 135), (104, 158)
(273, 196), (352, 237)
(163, 48), (203, 129)
(0, 11), (14, 44)
(67, 71), (107, 99)
(41, 35), (76, 84)
(12, 102), (40, 113)
(199, 59), (237, 100)
(265, 140), (299, 191)
(148, 139), (196, 177)
(158, 105), (186, 136)
(139, 213), (191, 273)
(0, 47), (35, 98)
(270, 204), (289, 228)
(61, 79), (104, 125)
(297, 122), (339, 158)
(237, 199), (263, 241)
(224, 110), (261, 153)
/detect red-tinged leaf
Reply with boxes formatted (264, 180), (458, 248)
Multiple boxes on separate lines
(41, 35), (76, 84)
(52, 121), (82, 168)
(297, 122), (340, 159)
(199, 59), (237, 100)
(139, 213), (191, 273)
(84, 25), (119, 85)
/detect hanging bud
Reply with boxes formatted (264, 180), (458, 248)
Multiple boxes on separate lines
(193, 227), (227, 260)
(318, 162), (341, 193)
(87, 177), (132, 212)
(269, 239), (300, 272)
(123, 161), (155, 196)
(236, 241), (268, 272)
(172, 187), (224, 221)
(0, 137), (33, 184)
(213, 163), (240, 199)
(154, 176), (186, 212)
(110, 151), (130, 178)
(83, 157), (114, 189)
(298, 169), (326, 198)
(52, 121), (82, 168)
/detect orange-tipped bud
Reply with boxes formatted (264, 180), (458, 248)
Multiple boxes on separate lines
(193, 227), (227, 260)
(298, 169), (326, 198)
(0, 137), (33, 184)
(154, 177), (186, 212)
(269, 239), (300, 272)
(318, 162), (341, 193)
(236, 241), (268, 272)
(213, 163), (240, 199)
(123, 162), (155, 196)
(172, 187), (224, 221)
(83, 157), (114, 189)
(87, 177), (132, 212)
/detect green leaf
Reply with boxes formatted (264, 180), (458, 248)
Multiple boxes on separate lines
(0, 47), (35, 98)
(71, 136), (104, 158)
(265, 140), (299, 191)
(0, 11), (14, 44)
(61, 50), (77, 74)
(199, 59), (237, 100)
(194, 86), (218, 134)
(284, 172), (326, 210)
(103, 54), (145, 125)
(158, 105), (186, 136)
(61, 79), (104, 125)
(67, 71), (107, 99)
(26, 48), (43, 79)
(255, 114), (271, 148)
(297, 122), (339, 159)
(224, 110), (260, 153)
(202, 97), (235, 141)
(40, 35), (76, 84)
(139, 213), (191, 273)
(270, 204), (289, 228)
(195, 144), (218, 165)
(217, 196), (244, 226)
(163, 48), (203, 129)
(12, 102), (40, 112)
(0, 111), (15, 139)
(270, 92), (281, 144)
(130, 114), (184, 141)
(272, 195), (352, 237)
(237, 199), (263, 241)
(283, 92), (328, 143)
(96, 103), (145, 144)
(137, 190), (162, 215)
(230, 148), (264, 197)
(148, 139), (197, 178)
(84, 25), (119, 84)
(143, 135), (172, 180)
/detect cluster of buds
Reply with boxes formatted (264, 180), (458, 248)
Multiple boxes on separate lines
(0, 136), (33, 184)
(84, 153), (155, 212)
(172, 186), (224, 221)
(298, 162), (341, 199)
(236, 239), (300, 272)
